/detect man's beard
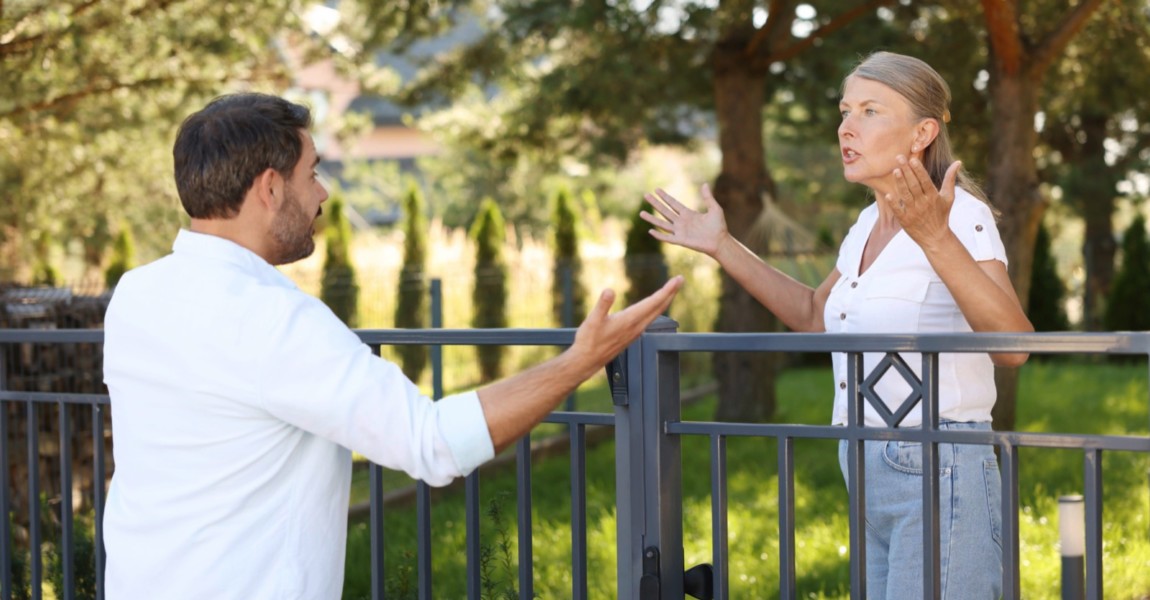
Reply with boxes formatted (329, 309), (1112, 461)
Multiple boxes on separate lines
(269, 187), (317, 265)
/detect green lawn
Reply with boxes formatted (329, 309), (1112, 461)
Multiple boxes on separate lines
(343, 360), (1150, 599)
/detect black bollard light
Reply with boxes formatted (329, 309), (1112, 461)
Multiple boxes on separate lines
(1059, 494), (1085, 600)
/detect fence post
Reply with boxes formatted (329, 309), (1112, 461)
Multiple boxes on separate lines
(614, 316), (681, 599)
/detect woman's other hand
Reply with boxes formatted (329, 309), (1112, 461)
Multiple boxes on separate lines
(885, 156), (961, 252)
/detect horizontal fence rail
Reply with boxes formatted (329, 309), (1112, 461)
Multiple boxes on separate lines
(1, 327), (1149, 599)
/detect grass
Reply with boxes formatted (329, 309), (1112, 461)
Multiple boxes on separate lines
(343, 360), (1150, 599)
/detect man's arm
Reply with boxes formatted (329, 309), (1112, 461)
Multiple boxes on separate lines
(477, 276), (683, 453)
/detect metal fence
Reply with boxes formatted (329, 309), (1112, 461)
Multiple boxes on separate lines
(1, 322), (1148, 599)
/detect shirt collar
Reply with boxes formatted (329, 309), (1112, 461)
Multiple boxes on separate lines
(172, 229), (298, 289)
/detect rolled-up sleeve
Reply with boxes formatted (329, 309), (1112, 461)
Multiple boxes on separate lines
(255, 294), (495, 486)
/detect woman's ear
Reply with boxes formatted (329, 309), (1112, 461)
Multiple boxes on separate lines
(914, 118), (941, 151)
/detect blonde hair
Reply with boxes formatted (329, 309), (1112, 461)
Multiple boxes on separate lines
(846, 51), (990, 206)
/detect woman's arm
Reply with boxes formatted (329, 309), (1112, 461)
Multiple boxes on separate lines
(888, 157), (1033, 366)
(642, 185), (836, 332)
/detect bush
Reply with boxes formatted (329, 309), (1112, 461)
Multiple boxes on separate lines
(470, 199), (508, 383)
(1105, 215), (1150, 331)
(623, 203), (668, 307)
(394, 182), (429, 382)
(104, 226), (136, 289)
(550, 187), (586, 327)
(1027, 222), (1069, 331)
(321, 196), (360, 327)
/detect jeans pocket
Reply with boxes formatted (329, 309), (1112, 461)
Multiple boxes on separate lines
(983, 457), (1003, 548)
(882, 440), (923, 474)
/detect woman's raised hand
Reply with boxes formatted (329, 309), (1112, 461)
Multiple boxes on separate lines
(640, 184), (729, 257)
(884, 156), (961, 250)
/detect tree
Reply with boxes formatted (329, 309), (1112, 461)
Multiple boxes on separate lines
(976, 0), (1105, 431)
(104, 226), (137, 290)
(394, 181), (429, 382)
(0, 0), (423, 275)
(1027, 222), (1069, 332)
(470, 198), (508, 382)
(1039, 0), (1150, 331)
(624, 203), (668, 307)
(551, 186), (586, 327)
(1105, 215), (1150, 332)
(392, 0), (891, 421)
(320, 196), (359, 327)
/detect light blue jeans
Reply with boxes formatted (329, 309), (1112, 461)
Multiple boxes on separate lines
(838, 421), (1002, 600)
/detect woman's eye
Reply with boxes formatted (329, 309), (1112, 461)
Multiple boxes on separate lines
(840, 110), (850, 118)
(865, 108), (877, 116)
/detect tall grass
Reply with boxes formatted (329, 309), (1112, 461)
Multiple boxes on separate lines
(343, 361), (1150, 599)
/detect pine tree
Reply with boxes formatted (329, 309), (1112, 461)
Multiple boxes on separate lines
(394, 181), (429, 382)
(624, 203), (668, 307)
(104, 226), (136, 290)
(470, 198), (508, 382)
(1106, 215), (1150, 331)
(551, 187), (586, 327)
(1027, 222), (1070, 331)
(321, 196), (360, 327)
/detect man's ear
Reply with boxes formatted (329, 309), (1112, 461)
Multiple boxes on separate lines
(252, 168), (283, 211)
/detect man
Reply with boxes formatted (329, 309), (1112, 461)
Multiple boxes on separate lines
(102, 93), (681, 599)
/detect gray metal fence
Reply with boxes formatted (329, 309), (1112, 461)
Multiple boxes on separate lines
(1, 323), (1148, 599)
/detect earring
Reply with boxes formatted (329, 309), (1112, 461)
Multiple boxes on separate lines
(912, 144), (919, 152)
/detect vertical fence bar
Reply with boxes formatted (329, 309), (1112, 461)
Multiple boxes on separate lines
(369, 464), (385, 600)
(570, 422), (587, 600)
(516, 436), (534, 598)
(59, 402), (75, 600)
(710, 434), (729, 600)
(999, 441), (1021, 600)
(646, 319), (684, 597)
(0, 346), (11, 600)
(367, 344), (386, 600)
(846, 352), (866, 600)
(93, 403), (106, 600)
(465, 471), (481, 599)
(416, 482), (432, 599)
(417, 279), (443, 600)
(562, 267), (576, 412)
(1083, 449), (1103, 600)
(27, 402), (41, 600)
(776, 436), (794, 599)
(920, 353), (940, 600)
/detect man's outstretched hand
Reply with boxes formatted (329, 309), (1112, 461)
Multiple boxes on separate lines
(478, 276), (683, 452)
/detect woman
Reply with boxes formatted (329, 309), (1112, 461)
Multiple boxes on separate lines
(641, 51), (1033, 599)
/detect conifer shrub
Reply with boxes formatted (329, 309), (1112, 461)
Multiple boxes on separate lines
(1105, 214), (1150, 332)
(624, 203), (668, 307)
(1027, 222), (1070, 331)
(394, 182), (428, 382)
(550, 187), (586, 327)
(470, 198), (508, 382)
(321, 195), (360, 327)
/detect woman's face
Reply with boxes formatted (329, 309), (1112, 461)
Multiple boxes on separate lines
(838, 76), (921, 196)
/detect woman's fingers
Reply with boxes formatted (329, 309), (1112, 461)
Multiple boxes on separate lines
(654, 188), (691, 215)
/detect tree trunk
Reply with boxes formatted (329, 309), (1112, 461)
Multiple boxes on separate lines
(710, 40), (781, 423)
(1076, 113), (1117, 331)
(985, 62), (1045, 433)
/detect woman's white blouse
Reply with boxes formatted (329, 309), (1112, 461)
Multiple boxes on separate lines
(824, 188), (1007, 427)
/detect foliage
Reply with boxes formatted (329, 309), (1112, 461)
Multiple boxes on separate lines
(1027, 222), (1069, 332)
(470, 198), (508, 382)
(623, 203), (668, 307)
(395, 181), (429, 382)
(1105, 215), (1150, 332)
(321, 196), (360, 327)
(104, 226), (136, 290)
(478, 491), (519, 600)
(47, 516), (99, 600)
(550, 187), (585, 327)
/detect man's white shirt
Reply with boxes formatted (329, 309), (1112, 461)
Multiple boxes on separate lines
(103, 229), (494, 599)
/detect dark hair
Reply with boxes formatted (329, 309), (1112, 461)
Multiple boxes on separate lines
(173, 93), (312, 219)
(846, 51), (990, 206)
